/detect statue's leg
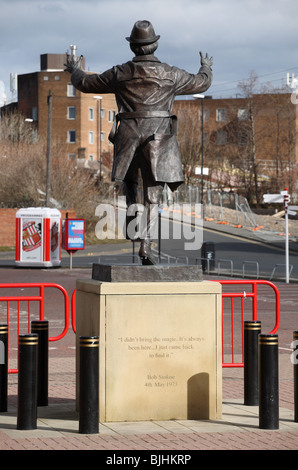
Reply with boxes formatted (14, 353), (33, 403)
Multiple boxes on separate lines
(122, 163), (139, 240)
(122, 179), (138, 207)
(138, 182), (164, 265)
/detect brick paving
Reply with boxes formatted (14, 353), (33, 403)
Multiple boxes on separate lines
(0, 353), (297, 451)
(0, 264), (298, 452)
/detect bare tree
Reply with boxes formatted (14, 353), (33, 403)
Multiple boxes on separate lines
(236, 71), (262, 205)
(176, 105), (202, 184)
(0, 109), (36, 143)
(259, 84), (296, 195)
(0, 110), (102, 241)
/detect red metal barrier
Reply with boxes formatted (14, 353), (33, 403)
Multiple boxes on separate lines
(71, 289), (76, 334)
(70, 279), (280, 369)
(0, 279), (280, 373)
(217, 280), (280, 368)
(0, 283), (69, 373)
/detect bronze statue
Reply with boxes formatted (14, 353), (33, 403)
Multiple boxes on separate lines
(65, 20), (213, 265)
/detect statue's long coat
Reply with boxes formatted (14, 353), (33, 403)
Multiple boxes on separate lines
(71, 55), (212, 189)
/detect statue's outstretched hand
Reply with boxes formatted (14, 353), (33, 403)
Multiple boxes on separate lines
(199, 52), (213, 69)
(64, 54), (83, 73)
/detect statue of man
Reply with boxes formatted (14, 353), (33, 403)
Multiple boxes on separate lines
(65, 20), (213, 265)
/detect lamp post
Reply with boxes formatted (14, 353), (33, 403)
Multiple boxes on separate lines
(46, 90), (53, 207)
(94, 96), (102, 180)
(193, 94), (205, 215)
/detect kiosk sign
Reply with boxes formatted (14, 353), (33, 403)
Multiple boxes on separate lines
(15, 208), (61, 267)
(63, 219), (85, 252)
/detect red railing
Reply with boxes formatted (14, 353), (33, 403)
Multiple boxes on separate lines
(0, 279), (280, 372)
(71, 289), (76, 334)
(0, 283), (69, 373)
(217, 280), (280, 368)
(70, 279), (280, 368)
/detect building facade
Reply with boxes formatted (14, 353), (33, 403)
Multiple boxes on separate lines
(173, 92), (298, 199)
(3, 51), (298, 199)
(17, 52), (117, 177)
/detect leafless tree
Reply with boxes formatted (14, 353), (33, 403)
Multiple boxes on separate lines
(176, 105), (202, 184)
(236, 71), (263, 205)
(0, 110), (102, 241)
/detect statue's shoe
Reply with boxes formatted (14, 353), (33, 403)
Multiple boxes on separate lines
(138, 242), (156, 265)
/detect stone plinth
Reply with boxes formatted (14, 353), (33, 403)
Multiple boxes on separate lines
(76, 271), (222, 423)
(92, 263), (203, 282)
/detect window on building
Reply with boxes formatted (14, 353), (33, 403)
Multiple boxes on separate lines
(54, 76), (60, 81)
(238, 108), (249, 120)
(67, 83), (76, 97)
(69, 153), (76, 159)
(68, 130), (76, 143)
(101, 108), (105, 119)
(238, 130), (249, 145)
(89, 108), (94, 120)
(89, 155), (94, 161)
(78, 148), (86, 159)
(199, 108), (209, 122)
(68, 106), (76, 120)
(89, 131), (94, 144)
(108, 110), (116, 122)
(216, 130), (227, 145)
(100, 131), (105, 142)
(32, 107), (38, 121)
(216, 108), (227, 122)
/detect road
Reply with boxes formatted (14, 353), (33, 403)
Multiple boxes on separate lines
(1, 215), (298, 281)
(0, 215), (298, 364)
(152, 217), (298, 281)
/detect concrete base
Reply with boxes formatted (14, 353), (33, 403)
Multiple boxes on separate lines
(76, 273), (222, 423)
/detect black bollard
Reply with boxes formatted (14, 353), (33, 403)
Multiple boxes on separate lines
(244, 321), (261, 405)
(31, 320), (49, 406)
(17, 334), (38, 430)
(258, 334), (279, 429)
(79, 336), (99, 434)
(293, 331), (298, 422)
(0, 325), (8, 412)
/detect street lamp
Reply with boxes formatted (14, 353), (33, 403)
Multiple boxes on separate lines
(94, 96), (102, 180)
(193, 94), (205, 214)
(46, 90), (53, 207)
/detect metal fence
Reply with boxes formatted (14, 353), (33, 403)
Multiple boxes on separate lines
(0, 279), (280, 372)
(0, 283), (69, 373)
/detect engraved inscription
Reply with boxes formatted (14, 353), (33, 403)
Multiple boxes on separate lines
(117, 335), (204, 357)
(117, 335), (205, 389)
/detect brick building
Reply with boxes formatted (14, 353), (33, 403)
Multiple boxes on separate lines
(3, 50), (298, 199)
(173, 92), (298, 199)
(16, 49), (117, 177)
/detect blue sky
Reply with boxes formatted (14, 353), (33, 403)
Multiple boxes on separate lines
(1, 0), (298, 105)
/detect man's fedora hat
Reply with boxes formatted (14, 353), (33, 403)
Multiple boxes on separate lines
(126, 20), (160, 45)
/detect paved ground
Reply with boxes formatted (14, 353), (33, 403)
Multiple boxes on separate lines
(0, 353), (297, 452)
(0, 228), (298, 453)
